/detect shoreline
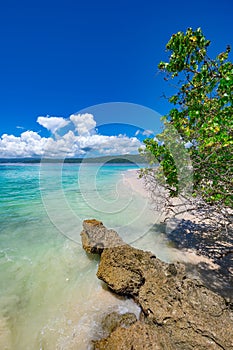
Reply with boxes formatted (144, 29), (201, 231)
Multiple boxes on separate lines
(122, 169), (216, 265)
(122, 169), (233, 297)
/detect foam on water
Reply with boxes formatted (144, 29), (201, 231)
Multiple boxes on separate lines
(0, 163), (176, 349)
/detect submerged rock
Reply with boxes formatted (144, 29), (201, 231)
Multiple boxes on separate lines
(81, 220), (233, 349)
(100, 311), (137, 335)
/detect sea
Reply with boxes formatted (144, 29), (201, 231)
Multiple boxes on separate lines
(0, 162), (179, 349)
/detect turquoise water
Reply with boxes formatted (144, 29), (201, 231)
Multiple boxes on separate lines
(0, 163), (174, 349)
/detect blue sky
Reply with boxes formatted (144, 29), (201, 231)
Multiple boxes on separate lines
(0, 0), (232, 157)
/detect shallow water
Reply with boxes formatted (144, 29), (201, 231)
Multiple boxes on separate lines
(0, 163), (177, 349)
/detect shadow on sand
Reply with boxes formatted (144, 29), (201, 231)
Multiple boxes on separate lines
(156, 220), (233, 301)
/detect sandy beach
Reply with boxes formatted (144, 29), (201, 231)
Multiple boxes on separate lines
(122, 169), (221, 269)
(123, 169), (233, 300)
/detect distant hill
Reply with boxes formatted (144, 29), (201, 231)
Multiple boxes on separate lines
(0, 154), (149, 164)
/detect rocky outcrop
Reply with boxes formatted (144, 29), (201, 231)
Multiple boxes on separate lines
(80, 219), (125, 254)
(93, 321), (171, 350)
(81, 220), (233, 349)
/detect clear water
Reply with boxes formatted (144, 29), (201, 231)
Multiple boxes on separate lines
(0, 163), (176, 349)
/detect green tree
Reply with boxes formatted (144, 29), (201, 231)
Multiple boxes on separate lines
(141, 28), (233, 223)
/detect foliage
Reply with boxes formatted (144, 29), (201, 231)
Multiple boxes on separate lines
(141, 28), (233, 212)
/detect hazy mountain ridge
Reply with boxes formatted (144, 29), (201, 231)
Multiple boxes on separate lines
(0, 154), (148, 164)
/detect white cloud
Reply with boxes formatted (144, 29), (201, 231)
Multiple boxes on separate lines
(135, 129), (154, 137)
(70, 113), (96, 136)
(0, 115), (143, 158)
(37, 116), (69, 134)
(21, 130), (41, 142)
(0, 131), (44, 158)
(142, 129), (154, 136)
(77, 134), (141, 155)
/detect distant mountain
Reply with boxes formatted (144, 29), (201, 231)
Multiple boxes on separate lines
(0, 154), (149, 164)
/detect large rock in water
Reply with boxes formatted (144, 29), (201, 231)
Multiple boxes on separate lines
(81, 220), (233, 349)
(80, 219), (125, 254)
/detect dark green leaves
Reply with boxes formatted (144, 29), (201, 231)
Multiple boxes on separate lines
(142, 28), (233, 208)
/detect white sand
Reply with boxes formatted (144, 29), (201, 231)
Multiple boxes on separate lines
(122, 169), (149, 198)
(122, 169), (218, 268)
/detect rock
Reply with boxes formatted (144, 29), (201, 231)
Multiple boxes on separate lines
(93, 321), (172, 350)
(97, 245), (233, 349)
(81, 220), (233, 349)
(101, 311), (137, 335)
(97, 246), (156, 296)
(80, 219), (125, 254)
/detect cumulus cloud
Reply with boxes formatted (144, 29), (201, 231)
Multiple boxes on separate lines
(37, 116), (69, 134)
(0, 114), (142, 158)
(70, 113), (96, 136)
(0, 131), (45, 158)
(77, 134), (141, 155)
